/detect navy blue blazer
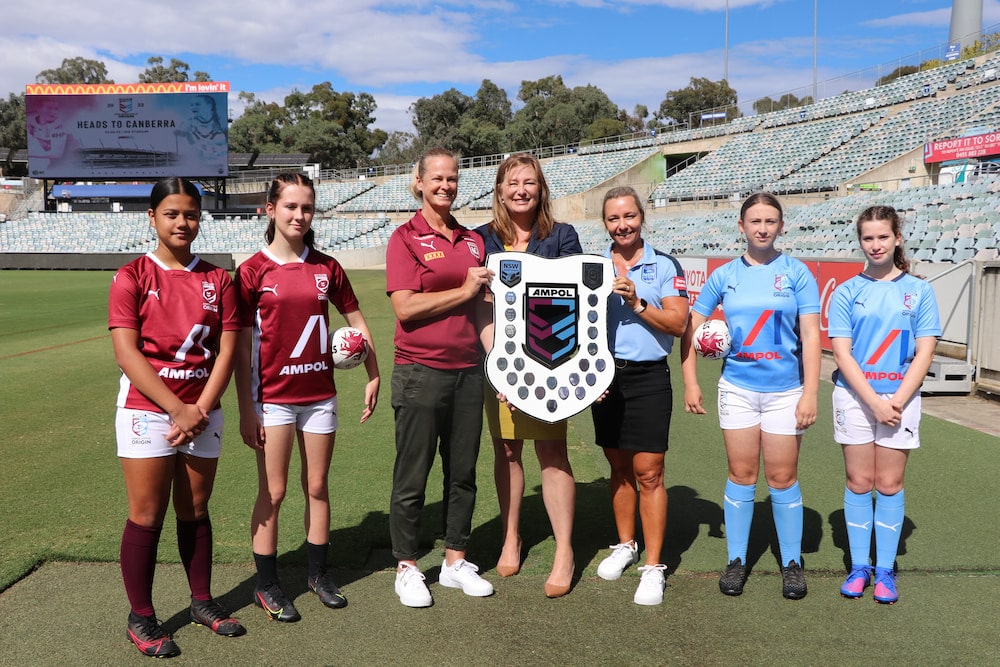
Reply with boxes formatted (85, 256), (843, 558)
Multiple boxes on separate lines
(474, 221), (583, 258)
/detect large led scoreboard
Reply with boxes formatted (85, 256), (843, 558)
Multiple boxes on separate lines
(25, 81), (230, 179)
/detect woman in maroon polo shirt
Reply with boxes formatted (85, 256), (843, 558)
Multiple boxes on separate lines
(385, 147), (495, 608)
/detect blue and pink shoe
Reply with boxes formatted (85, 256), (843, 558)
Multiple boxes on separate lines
(873, 567), (899, 604)
(840, 565), (872, 598)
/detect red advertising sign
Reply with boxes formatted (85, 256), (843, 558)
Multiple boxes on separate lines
(679, 257), (864, 351)
(924, 131), (1000, 164)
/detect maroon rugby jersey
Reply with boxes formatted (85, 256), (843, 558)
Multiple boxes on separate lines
(108, 253), (240, 412)
(236, 247), (360, 405)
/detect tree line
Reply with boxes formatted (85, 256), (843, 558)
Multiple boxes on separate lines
(0, 56), (743, 174)
(3, 37), (996, 174)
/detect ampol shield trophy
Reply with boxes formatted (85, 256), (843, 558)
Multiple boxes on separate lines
(485, 252), (615, 423)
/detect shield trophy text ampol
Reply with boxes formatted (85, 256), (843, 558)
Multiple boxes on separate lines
(485, 252), (615, 423)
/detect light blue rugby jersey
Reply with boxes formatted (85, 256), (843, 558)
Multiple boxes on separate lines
(828, 272), (941, 394)
(692, 253), (820, 392)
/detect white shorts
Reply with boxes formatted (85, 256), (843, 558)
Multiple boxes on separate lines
(832, 385), (921, 450)
(258, 397), (338, 434)
(116, 407), (224, 459)
(717, 377), (804, 435)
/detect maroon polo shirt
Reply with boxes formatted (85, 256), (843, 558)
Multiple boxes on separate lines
(386, 210), (486, 370)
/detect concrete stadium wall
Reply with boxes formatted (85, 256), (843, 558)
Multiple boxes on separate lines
(553, 152), (668, 222)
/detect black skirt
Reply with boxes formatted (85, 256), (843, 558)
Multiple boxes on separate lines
(592, 358), (673, 453)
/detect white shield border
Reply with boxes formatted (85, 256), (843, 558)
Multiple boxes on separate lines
(485, 252), (615, 423)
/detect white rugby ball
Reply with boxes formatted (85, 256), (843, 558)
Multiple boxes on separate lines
(693, 319), (732, 361)
(330, 326), (369, 370)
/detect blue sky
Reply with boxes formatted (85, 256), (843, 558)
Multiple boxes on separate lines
(4, 1), (999, 134)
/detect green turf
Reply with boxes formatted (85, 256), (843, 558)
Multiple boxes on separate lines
(1, 268), (998, 664)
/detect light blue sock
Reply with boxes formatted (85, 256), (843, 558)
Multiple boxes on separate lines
(770, 482), (804, 566)
(874, 489), (905, 570)
(843, 488), (874, 568)
(723, 480), (756, 562)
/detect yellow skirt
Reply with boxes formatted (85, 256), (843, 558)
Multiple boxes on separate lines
(483, 387), (568, 440)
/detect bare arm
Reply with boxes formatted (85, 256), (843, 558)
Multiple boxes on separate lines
(233, 327), (265, 449)
(890, 336), (938, 409)
(680, 310), (708, 414)
(342, 309), (381, 424)
(110, 327), (207, 444)
(795, 313), (821, 429)
(389, 266), (493, 323)
(831, 337), (899, 425)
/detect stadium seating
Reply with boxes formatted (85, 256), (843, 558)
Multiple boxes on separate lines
(5, 51), (1000, 266)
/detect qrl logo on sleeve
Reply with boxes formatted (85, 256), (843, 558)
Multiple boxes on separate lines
(486, 253), (614, 423)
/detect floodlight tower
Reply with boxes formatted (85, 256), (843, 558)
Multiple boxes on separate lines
(949, 0), (983, 49)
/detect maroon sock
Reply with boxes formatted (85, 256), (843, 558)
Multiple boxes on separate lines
(177, 517), (213, 602)
(120, 519), (161, 617)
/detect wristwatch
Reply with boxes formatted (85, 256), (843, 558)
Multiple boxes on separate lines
(633, 298), (647, 314)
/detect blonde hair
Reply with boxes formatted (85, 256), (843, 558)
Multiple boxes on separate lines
(488, 153), (556, 245)
(408, 147), (459, 201)
(601, 185), (645, 225)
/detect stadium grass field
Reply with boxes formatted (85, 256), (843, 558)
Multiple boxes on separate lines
(1, 268), (999, 665)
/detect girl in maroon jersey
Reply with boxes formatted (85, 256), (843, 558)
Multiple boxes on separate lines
(110, 177), (244, 658)
(235, 173), (380, 621)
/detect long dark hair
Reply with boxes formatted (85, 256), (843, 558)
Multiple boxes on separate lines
(265, 172), (316, 247)
(856, 205), (911, 274)
(150, 177), (201, 211)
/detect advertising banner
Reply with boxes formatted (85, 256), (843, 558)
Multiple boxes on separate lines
(924, 131), (1000, 164)
(678, 257), (865, 351)
(25, 82), (230, 179)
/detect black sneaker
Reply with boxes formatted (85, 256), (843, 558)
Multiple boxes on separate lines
(719, 558), (747, 596)
(253, 583), (301, 622)
(190, 597), (247, 637)
(308, 573), (348, 609)
(781, 560), (807, 599)
(126, 612), (180, 658)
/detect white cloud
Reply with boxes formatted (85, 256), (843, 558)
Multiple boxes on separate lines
(862, 7), (951, 29)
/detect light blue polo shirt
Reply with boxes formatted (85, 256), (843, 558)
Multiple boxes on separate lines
(604, 243), (688, 362)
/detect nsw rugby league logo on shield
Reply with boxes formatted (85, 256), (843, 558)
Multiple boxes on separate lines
(486, 252), (614, 423)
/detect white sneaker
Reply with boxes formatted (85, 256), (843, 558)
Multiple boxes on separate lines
(395, 563), (433, 608)
(596, 541), (639, 581)
(633, 564), (667, 606)
(438, 559), (494, 597)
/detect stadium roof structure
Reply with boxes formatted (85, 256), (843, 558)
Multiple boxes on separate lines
(46, 183), (203, 200)
(253, 153), (311, 167)
(228, 153), (254, 168)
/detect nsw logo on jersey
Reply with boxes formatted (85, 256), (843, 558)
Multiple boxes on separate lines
(902, 292), (918, 316)
(773, 273), (792, 297)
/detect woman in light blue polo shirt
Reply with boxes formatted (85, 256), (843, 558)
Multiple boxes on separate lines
(591, 186), (689, 606)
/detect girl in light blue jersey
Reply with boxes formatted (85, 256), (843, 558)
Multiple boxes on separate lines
(828, 205), (940, 604)
(680, 192), (821, 599)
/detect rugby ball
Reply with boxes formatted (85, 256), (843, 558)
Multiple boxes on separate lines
(330, 326), (369, 370)
(693, 319), (732, 361)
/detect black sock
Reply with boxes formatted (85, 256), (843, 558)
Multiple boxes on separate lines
(253, 552), (279, 588)
(307, 541), (328, 579)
